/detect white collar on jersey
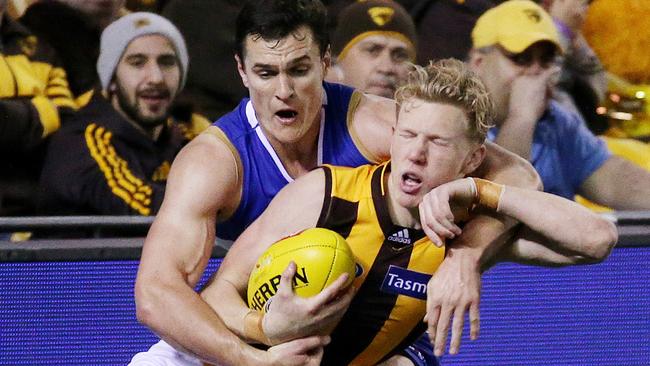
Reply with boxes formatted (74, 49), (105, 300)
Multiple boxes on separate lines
(245, 87), (328, 182)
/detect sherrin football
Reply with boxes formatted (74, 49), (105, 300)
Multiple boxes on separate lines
(247, 227), (356, 312)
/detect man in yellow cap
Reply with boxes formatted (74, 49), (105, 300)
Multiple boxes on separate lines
(468, 0), (650, 209)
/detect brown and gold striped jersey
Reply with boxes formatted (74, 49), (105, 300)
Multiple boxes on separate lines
(318, 163), (445, 366)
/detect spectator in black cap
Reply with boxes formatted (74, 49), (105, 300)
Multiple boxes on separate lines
(328, 0), (417, 98)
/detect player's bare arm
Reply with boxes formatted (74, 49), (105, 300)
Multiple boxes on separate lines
(422, 174), (618, 264)
(433, 141), (540, 259)
(135, 132), (260, 364)
(475, 140), (542, 189)
(498, 184), (618, 260)
(423, 178), (617, 259)
(416, 111), (541, 358)
(203, 168), (354, 345)
(349, 92), (398, 162)
(495, 155), (650, 266)
(423, 141), (540, 306)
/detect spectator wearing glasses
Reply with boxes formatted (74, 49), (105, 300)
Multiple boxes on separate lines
(468, 0), (650, 211)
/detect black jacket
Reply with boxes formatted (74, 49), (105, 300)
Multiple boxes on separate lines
(38, 92), (200, 216)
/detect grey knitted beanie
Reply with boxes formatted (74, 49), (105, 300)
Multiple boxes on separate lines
(97, 12), (189, 91)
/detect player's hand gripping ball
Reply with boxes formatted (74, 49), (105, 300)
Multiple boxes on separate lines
(247, 228), (356, 312)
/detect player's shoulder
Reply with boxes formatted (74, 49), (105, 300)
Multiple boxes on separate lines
(289, 167), (328, 191)
(347, 93), (396, 162)
(320, 163), (379, 199)
(298, 164), (375, 184)
(163, 127), (243, 217)
(189, 126), (239, 157)
(354, 93), (397, 125)
(171, 126), (241, 182)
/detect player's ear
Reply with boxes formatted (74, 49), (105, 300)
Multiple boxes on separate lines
(463, 143), (486, 175)
(322, 45), (332, 75)
(235, 54), (250, 88)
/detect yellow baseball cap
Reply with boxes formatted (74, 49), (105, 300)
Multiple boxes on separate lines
(472, 0), (561, 54)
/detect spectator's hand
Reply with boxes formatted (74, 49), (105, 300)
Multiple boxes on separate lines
(264, 335), (329, 366)
(509, 65), (561, 124)
(419, 178), (475, 247)
(262, 261), (354, 344)
(424, 247), (481, 356)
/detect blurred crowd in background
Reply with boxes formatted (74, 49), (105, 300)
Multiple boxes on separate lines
(2, 0), (650, 227)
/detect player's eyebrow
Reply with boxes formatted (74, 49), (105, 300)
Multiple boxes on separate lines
(286, 55), (311, 66)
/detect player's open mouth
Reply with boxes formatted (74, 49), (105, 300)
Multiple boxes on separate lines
(400, 173), (422, 194)
(275, 109), (298, 123)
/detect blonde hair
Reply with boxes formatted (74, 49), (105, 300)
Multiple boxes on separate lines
(395, 58), (494, 141)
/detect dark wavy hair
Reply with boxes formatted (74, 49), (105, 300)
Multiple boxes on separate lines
(235, 0), (329, 60)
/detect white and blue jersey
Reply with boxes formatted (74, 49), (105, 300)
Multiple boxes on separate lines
(210, 82), (373, 241)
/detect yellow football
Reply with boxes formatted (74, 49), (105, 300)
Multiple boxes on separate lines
(247, 228), (356, 312)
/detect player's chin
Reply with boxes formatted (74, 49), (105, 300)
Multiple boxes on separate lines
(395, 192), (422, 209)
(273, 126), (309, 144)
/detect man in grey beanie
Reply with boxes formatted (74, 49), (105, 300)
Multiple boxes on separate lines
(38, 12), (209, 216)
(97, 11), (189, 129)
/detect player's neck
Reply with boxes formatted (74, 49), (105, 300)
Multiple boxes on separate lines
(265, 120), (320, 179)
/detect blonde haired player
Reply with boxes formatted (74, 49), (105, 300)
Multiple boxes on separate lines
(202, 59), (617, 364)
